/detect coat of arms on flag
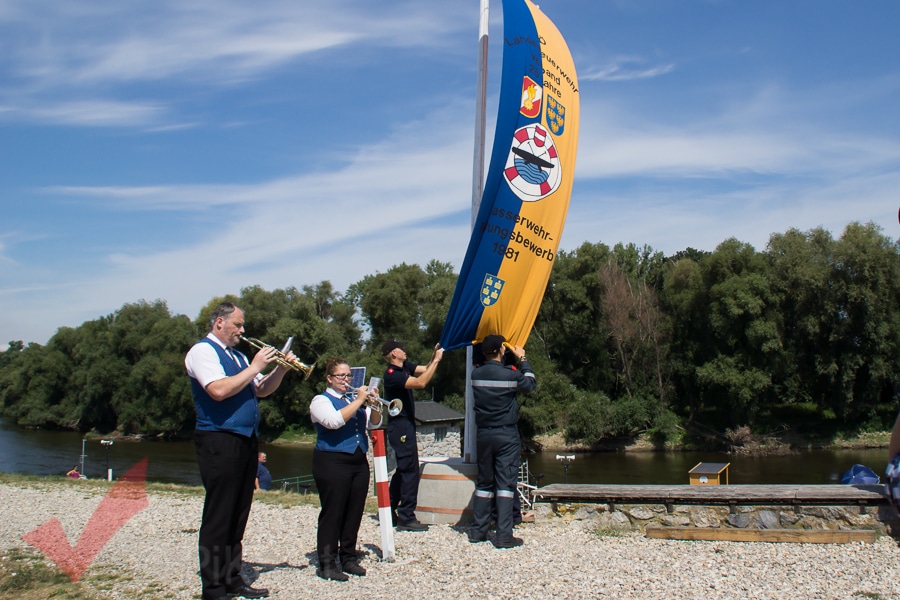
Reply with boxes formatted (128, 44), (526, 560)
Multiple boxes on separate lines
(481, 274), (505, 307)
(546, 96), (566, 136)
(519, 76), (542, 118)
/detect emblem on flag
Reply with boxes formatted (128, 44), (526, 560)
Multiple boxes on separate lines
(503, 124), (562, 202)
(519, 76), (542, 118)
(545, 96), (566, 136)
(481, 274), (505, 307)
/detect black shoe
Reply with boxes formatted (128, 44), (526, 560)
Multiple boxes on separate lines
(397, 519), (428, 532)
(226, 584), (269, 599)
(467, 531), (487, 544)
(492, 536), (524, 549)
(342, 561), (366, 576)
(316, 568), (349, 582)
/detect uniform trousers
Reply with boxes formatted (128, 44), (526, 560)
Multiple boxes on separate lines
(471, 424), (520, 542)
(387, 418), (421, 523)
(312, 447), (370, 570)
(194, 430), (258, 600)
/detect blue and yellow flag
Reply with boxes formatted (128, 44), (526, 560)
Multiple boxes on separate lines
(440, 0), (579, 351)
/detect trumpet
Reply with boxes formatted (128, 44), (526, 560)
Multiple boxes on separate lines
(240, 336), (315, 380)
(343, 389), (403, 417)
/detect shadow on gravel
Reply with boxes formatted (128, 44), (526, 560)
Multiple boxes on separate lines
(241, 560), (308, 584)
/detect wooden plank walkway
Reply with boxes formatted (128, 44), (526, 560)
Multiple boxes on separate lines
(645, 526), (877, 544)
(533, 483), (888, 508)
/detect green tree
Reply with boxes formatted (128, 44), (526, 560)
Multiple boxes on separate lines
(821, 223), (900, 423)
(351, 261), (461, 400)
(535, 242), (612, 393)
(692, 239), (783, 426)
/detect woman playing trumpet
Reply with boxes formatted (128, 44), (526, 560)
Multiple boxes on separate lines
(309, 358), (382, 581)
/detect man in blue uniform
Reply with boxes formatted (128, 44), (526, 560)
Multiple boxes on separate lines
(468, 334), (536, 549)
(185, 302), (297, 600)
(381, 339), (444, 531)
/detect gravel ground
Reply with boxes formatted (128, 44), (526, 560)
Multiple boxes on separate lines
(3, 482), (900, 599)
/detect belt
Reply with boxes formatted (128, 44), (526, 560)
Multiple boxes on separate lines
(479, 424), (517, 430)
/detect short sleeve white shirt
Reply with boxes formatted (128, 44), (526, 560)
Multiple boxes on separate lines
(310, 388), (376, 430)
(185, 333), (259, 390)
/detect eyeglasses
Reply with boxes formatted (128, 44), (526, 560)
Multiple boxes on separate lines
(331, 373), (353, 380)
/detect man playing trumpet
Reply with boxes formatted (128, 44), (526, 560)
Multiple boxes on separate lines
(184, 301), (298, 600)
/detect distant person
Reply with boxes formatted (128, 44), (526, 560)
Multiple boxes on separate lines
(885, 411), (900, 509)
(185, 301), (297, 600)
(255, 452), (272, 491)
(310, 358), (382, 581)
(66, 465), (81, 479)
(889, 411), (900, 462)
(468, 334), (535, 549)
(381, 340), (443, 531)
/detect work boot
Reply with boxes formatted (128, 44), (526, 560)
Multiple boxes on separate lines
(492, 536), (524, 549)
(316, 567), (348, 582)
(467, 529), (487, 543)
(396, 519), (428, 531)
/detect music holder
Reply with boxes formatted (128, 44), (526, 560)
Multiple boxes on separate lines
(349, 366), (366, 390)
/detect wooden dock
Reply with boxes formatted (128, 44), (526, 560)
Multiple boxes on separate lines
(533, 483), (888, 512)
(645, 526), (877, 544)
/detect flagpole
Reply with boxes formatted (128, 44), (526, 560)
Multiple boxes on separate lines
(464, 0), (490, 464)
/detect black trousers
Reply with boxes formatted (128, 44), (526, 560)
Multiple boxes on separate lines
(312, 448), (370, 570)
(195, 430), (258, 600)
(471, 425), (520, 542)
(387, 418), (420, 523)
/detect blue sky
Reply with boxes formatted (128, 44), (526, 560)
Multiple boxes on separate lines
(2, 0), (898, 348)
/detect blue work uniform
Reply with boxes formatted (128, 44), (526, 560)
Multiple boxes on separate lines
(470, 357), (536, 544)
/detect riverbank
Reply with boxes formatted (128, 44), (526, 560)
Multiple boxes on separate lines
(31, 421), (896, 456)
(3, 477), (900, 599)
(528, 429), (893, 454)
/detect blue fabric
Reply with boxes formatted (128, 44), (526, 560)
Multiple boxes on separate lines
(314, 391), (368, 454)
(886, 453), (900, 510)
(841, 463), (880, 485)
(190, 338), (259, 437)
(438, 0), (541, 351)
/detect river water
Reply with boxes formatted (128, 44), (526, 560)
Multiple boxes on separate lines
(0, 418), (889, 487)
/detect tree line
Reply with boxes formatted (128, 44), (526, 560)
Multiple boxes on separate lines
(2, 221), (899, 447)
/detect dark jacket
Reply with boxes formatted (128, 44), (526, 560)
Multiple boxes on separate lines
(471, 359), (536, 428)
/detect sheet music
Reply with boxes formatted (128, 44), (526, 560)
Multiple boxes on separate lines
(349, 367), (366, 389)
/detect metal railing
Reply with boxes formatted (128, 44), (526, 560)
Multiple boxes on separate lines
(271, 474), (316, 495)
(517, 459), (543, 509)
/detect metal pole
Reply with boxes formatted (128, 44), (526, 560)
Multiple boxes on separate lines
(557, 454), (575, 484)
(464, 0), (490, 465)
(101, 440), (114, 481)
(79, 438), (87, 477)
(370, 429), (395, 561)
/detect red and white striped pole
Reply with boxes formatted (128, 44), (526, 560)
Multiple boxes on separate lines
(370, 428), (395, 561)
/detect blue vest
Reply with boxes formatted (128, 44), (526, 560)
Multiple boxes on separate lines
(314, 391), (369, 454)
(190, 337), (260, 438)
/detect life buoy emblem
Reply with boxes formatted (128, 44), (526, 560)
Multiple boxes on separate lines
(503, 124), (561, 202)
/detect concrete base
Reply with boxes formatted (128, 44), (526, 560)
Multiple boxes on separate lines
(415, 457), (477, 525)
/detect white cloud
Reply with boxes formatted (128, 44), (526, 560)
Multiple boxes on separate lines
(18, 99), (165, 127)
(580, 55), (675, 82)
